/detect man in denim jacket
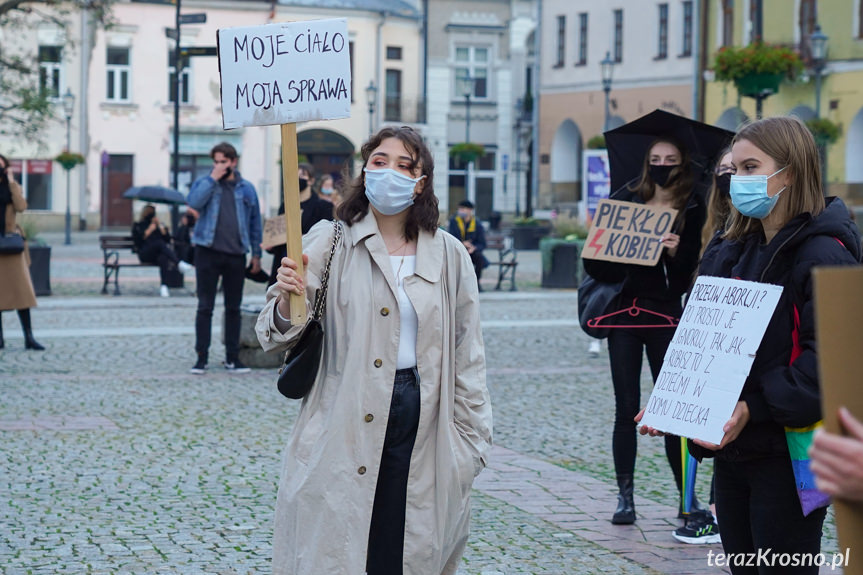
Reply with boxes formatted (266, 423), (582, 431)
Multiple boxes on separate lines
(187, 142), (262, 374)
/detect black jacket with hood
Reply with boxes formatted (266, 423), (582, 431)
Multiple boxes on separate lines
(691, 197), (861, 461)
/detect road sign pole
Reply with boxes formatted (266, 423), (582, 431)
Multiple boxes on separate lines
(171, 0), (181, 231)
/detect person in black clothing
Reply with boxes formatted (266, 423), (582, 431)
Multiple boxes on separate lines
(173, 207), (197, 265)
(583, 137), (707, 525)
(131, 204), (193, 297)
(638, 117), (860, 574)
(447, 200), (488, 289)
(268, 163), (333, 286)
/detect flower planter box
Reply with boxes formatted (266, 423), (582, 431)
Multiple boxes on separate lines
(733, 73), (784, 98)
(511, 225), (550, 250)
(540, 238), (582, 289)
(28, 244), (51, 296)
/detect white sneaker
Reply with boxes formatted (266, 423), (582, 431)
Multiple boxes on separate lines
(178, 260), (195, 275)
(160, 284), (170, 298)
(588, 340), (601, 357)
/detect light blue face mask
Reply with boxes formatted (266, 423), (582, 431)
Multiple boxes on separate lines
(729, 166), (788, 219)
(363, 168), (425, 215)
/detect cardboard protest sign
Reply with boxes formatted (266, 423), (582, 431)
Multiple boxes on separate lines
(261, 216), (287, 251)
(814, 266), (863, 569)
(581, 199), (677, 266)
(639, 276), (783, 444)
(217, 19), (351, 129)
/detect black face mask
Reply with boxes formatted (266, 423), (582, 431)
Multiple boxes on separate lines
(715, 173), (732, 198)
(299, 178), (308, 192)
(648, 164), (680, 188)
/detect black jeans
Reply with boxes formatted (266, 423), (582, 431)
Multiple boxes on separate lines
(194, 246), (246, 362)
(715, 456), (827, 574)
(139, 242), (179, 285)
(367, 367), (421, 575)
(606, 309), (682, 489)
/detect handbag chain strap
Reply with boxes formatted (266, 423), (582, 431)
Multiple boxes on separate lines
(311, 220), (342, 321)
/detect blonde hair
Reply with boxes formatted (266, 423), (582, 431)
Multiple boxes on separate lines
(724, 116), (825, 241)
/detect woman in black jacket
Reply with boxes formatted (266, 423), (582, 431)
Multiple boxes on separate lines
(645, 116), (860, 573)
(583, 137), (706, 524)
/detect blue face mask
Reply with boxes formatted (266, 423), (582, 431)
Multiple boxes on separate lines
(729, 166), (788, 219)
(363, 168), (425, 215)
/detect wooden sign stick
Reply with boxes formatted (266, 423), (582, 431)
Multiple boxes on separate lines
(280, 123), (307, 325)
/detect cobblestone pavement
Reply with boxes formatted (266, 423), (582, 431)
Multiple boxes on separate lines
(0, 232), (840, 574)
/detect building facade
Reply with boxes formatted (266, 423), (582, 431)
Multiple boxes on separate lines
(701, 0), (863, 203)
(538, 0), (698, 214)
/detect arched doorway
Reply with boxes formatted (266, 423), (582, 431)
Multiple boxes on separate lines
(550, 119), (581, 204)
(296, 129), (355, 188)
(846, 107), (863, 200)
(715, 107), (749, 131)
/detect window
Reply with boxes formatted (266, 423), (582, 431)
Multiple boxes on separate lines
(613, 10), (623, 63)
(454, 46), (489, 99)
(10, 159), (52, 210)
(681, 1), (693, 56)
(576, 13), (588, 66)
(749, 0), (762, 43)
(859, 0), (863, 38)
(799, 0), (817, 60)
(555, 16), (565, 67)
(386, 46), (402, 60)
(106, 47), (130, 102)
(722, 0), (734, 46)
(38, 46), (63, 99)
(385, 69), (401, 122)
(167, 53), (190, 104)
(657, 4), (669, 59)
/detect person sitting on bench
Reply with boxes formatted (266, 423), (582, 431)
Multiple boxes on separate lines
(448, 200), (488, 290)
(131, 204), (193, 297)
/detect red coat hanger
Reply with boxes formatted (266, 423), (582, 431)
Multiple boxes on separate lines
(587, 297), (679, 329)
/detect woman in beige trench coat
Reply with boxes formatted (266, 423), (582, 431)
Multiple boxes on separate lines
(256, 126), (492, 575)
(0, 153), (44, 351)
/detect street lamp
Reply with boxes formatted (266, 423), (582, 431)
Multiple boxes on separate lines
(62, 88), (75, 246)
(810, 24), (828, 118)
(365, 80), (377, 135)
(461, 75), (475, 144)
(600, 51), (615, 133)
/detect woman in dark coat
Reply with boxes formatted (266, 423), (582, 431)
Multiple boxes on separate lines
(0, 154), (44, 350)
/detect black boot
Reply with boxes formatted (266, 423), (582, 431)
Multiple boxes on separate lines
(612, 474), (636, 524)
(18, 309), (45, 351)
(0, 311), (4, 349)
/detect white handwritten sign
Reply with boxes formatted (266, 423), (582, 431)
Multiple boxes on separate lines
(639, 276), (784, 444)
(581, 199), (678, 267)
(217, 18), (351, 129)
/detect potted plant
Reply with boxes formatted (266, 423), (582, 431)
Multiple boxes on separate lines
(54, 151), (85, 171)
(17, 217), (51, 296)
(713, 42), (803, 98)
(805, 118), (842, 146)
(586, 135), (606, 149)
(540, 210), (589, 288)
(510, 216), (550, 250)
(448, 143), (485, 165)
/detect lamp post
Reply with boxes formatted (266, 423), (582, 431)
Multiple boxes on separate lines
(365, 80), (377, 135)
(62, 88), (75, 246)
(460, 75), (477, 205)
(600, 51), (615, 132)
(810, 24), (829, 193)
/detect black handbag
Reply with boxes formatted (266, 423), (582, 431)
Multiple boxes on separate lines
(0, 232), (24, 255)
(276, 221), (342, 399)
(577, 274), (624, 339)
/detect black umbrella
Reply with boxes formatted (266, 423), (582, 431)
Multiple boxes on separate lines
(123, 186), (186, 205)
(603, 109), (735, 199)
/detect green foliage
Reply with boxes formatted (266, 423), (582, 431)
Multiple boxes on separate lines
(512, 216), (540, 227)
(448, 142), (485, 164)
(713, 42), (804, 83)
(16, 216), (43, 245)
(55, 151), (85, 170)
(806, 118), (842, 145)
(586, 135), (606, 149)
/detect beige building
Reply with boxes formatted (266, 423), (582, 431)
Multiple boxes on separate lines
(538, 0), (698, 214)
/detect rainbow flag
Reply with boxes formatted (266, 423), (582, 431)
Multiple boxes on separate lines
(785, 422), (831, 516)
(680, 436), (698, 515)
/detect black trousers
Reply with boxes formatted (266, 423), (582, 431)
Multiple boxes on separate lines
(606, 311), (683, 489)
(194, 246), (246, 362)
(139, 242), (179, 285)
(715, 456), (827, 574)
(367, 367), (421, 575)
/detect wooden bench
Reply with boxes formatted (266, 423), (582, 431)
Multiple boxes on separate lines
(485, 233), (518, 291)
(99, 235), (158, 295)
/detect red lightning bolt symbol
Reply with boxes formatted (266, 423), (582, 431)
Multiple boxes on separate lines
(588, 229), (606, 256)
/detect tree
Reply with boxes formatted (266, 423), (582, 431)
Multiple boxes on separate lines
(0, 0), (112, 140)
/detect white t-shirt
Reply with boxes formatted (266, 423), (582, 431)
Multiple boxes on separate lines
(390, 255), (418, 369)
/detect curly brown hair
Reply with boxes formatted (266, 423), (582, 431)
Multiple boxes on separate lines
(336, 126), (439, 241)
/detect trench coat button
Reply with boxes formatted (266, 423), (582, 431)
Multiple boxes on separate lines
(380, 307), (390, 316)
(364, 414), (374, 422)
(358, 466), (367, 475)
(374, 359), (383, 368)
